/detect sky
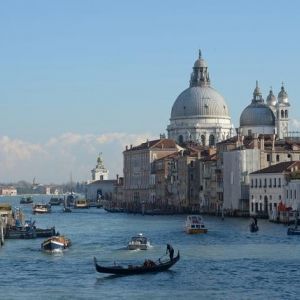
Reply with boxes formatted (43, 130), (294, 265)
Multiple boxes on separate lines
(1, 0), (300, 184)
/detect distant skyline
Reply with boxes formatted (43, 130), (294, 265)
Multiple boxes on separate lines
(1, 0), (300, 183)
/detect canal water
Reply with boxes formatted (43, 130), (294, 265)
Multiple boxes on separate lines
(1, 195), (300, 300)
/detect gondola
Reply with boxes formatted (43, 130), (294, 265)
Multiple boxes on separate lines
(250, 223), (259, 233)
(94, 251), (180, 275)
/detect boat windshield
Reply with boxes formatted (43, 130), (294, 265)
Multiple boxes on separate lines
(131, 237), (147, 244)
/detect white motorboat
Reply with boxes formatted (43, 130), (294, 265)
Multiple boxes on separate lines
(185, 215), (208, 234)
(32, 203), (51, 214)
(127, 233), (151, 250)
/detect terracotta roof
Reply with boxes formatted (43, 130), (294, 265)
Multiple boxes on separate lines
(126, 139), (178, 151)
(251, 161), (300, 174)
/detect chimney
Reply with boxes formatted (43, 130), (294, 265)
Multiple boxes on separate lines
(253, 133), (258, 149)
(260, 135), (265, 150)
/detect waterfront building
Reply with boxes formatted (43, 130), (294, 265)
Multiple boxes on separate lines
(249, 161), (300, 219)
(167, 51), (234, 145)
(123, 138), (181, 212)
(0, 187), (17, 196)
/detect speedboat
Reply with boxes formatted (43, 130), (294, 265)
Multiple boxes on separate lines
(41, 236), (71, 253)
(185, 215), (208, 234)
(49, 197), (62, 206)
(127, 233), (151, 250)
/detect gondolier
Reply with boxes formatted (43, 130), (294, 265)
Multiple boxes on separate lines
(166, 244), (174, 260)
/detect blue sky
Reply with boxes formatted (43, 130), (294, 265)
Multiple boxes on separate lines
(0, 0), (300, 183)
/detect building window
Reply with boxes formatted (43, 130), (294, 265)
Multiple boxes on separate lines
(276, 155), (280, 162)
(209, 135), (215, 146)
(274, 178), (277, 187)
(255, 179), (258, 188)
(251, 195), (254, 199)
(259, 203), (262, 211)
(270, 195), (272, 200)
(267, 154), (270, 162)
(251, 179), (253, 188)
(278, 178), (281, 187)
(279, 195), (281, 200)
(269, 203), (272, 211)
(259, 179), (262, 188)
(251, 202), (254, 212)
(274, 203), (277, 208)
(260, 195), (262, 200)
(201, 135), (206, 146)
(190, 161), (194, 168)
(178, 135), (184, 144)
(264, 178), (267, 188)
(281, 110), (284, 118)
(255, 203), (258, 212)
(269, 178), (272, 188)
(285, 110), (288, 118)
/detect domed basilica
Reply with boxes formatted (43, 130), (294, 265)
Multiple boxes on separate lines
(167, 51), (234, 146)
(239, 81), (290, 139)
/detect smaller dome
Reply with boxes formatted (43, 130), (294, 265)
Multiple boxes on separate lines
(278, 85), (289, 104)
(193, 49), (207, 68)
(266, 89), (277, 106)
(240, 103), (275, 127)
(194, 58), (207, 68)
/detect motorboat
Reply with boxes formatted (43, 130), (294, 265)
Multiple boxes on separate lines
(127, 233), (151, 250)
(41, 236), (71, 253)
(49, 197), (62, 206)
(73, 198), (89, 209)
(32, 203), (51, 214)
(20, 196), (33, 204)
(94, 249), (180, 275)
(287, 226), (300, 235)
(185, 215), (208, 234)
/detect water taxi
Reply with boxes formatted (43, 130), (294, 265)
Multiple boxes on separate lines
(127, 233), (151, 250)
(41, 236), (71, 253)
(73, 198), (89, 209)
(20, 196), (33, 204)
(185, 215), (208, 234)
(32, 203), (51, 214)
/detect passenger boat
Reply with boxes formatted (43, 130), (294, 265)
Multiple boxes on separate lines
(20, 196), (33, 204)
(287, 227), (300, 235)
(41, 236), (71, 253)
(127, 233), (151, 250)
(32, 203), (51, 214)
(185, 215), (208, 234)
(73, 198), (89, 209)
(94, 250), (180, 275)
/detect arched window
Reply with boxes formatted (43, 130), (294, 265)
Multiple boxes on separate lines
(178, 135), (184, 145)
(281, 110), (284, 118)
(201, 135), (206, 146)
(209, 134), (215, 146)
(285, 110), (288, 118)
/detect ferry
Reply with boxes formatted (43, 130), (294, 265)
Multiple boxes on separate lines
(185, 215), (208, 234)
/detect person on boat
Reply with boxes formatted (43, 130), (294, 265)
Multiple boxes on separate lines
(166, 244), (174, 260)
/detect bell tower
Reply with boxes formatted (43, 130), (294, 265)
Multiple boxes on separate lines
(276, 84), (290, 139)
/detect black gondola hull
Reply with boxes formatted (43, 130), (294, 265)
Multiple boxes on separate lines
(94, 251), (180, 275)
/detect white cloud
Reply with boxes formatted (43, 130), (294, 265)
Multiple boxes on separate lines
(290, 118), (300, 131)
(0, 132), (156, 184)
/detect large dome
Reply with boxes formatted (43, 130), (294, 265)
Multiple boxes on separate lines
(171, 86), (230, 119)
(240, 102), (275, 127)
